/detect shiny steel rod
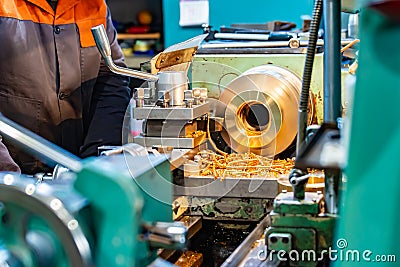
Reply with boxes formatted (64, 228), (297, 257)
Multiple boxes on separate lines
(0, 113), (82, 172)
(323, 0), (341, 215)
(201, 39), (354, 49)
(221, 215), (271, 267)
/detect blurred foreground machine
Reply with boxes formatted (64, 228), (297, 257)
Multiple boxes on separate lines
(335, 0), (400, 265)
(0, 114), (187, 267)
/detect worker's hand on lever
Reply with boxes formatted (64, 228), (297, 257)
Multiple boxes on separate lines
(0, 138), (20, 173)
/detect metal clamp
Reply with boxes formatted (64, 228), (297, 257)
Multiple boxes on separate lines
(140, 222), (187, 250)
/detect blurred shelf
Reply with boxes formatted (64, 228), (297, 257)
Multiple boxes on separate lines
(124, 55), (152, 69)
(117, 32), (161, 40)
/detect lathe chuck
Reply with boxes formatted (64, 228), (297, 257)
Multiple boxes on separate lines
(218, 65), (302, 156)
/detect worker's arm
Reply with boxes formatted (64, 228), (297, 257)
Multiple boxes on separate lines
(0, 139), (20, 173)
(80, 8), (131, 158)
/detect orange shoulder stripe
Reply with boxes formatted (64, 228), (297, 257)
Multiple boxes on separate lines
(0, 0), (54, 24)
(0, 0), (107, 48)
(73, 1), (108, 48)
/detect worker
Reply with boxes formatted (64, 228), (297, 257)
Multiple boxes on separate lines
(0, 138), (21, 173)
(0, 0), (131, 173)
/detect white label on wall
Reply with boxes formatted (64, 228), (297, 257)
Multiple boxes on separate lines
(179, 0), (209, 27)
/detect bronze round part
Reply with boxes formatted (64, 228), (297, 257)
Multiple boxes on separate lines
(218, 65), (302, 156)
(236, 101), (270, 133)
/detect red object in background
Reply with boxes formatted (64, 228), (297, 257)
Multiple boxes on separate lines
(126, 25), (150, 34)
(369, 0), (400, 21)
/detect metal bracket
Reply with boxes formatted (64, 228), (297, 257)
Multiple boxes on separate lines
(155, 48), (197, 69)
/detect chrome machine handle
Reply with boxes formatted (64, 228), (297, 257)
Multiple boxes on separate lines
(91, 24), (159, 82)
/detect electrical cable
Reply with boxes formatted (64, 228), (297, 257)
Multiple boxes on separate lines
(207, 113), (228, 156)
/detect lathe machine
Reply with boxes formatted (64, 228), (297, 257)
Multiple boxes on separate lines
(1, 0), (399, 266)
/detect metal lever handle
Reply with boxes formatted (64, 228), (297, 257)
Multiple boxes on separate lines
(141, 222), (187, 250)
(288, 168), (310, 200)
(91, 24), (112, 60)
(290, 174), (310, 185)
(0, 113), (82, 172)
(91, 25), (159, 82)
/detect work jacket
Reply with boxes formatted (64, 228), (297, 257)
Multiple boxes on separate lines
(0, 139), (20, 173)
(0, 0), (131, 173)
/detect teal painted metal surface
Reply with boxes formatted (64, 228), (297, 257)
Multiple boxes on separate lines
(334, 7), (400, 266)
(273, 192), (322, 215)
(269, 213), (336, 251)
(265, 192), (336, 266)
(74, 154), (173, 267)
(0, 176), (93, 266)
(0, 155), (173, 267)
(0, 200), (82, 267)
(162, 0), (314, 47)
